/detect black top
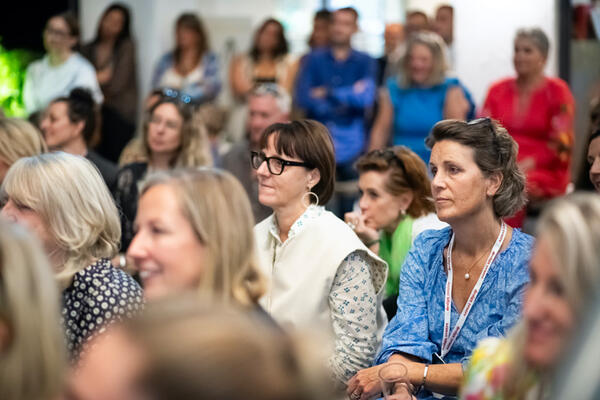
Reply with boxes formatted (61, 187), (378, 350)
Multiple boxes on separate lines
(86, 150), (119, 191)
(62, 258), (143, 359)
(113, 162), (148, 252)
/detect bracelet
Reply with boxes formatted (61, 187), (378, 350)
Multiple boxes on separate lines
(364, 238), (379, 247)
(119, 254), (127, 269)
(414, 363), (429, 395)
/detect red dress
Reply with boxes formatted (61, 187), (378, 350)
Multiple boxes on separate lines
(481, 76), (575, 227)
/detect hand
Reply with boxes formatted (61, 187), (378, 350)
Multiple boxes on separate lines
(344, 212), (379, 245)
(310, 86), (327, 99)
(346, 364), (384, 400)
(353, 79), (367, 93)
(96, 67), (113, 85)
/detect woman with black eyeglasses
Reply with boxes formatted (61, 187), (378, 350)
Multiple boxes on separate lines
(344, 146), (446, 320)
(24, 12), (103, 116)
(252, 120), (388, 387)
(112, 97), (211, 270)
(348, 119), (534, 400)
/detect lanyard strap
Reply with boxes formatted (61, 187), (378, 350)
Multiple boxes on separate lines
(441, 222), (507, 358)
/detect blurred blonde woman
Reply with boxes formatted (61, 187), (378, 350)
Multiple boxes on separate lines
(0, 221), (65, 400)
(0, 117), (46, 183)
(127, 168), (266, 308)
(113, 97), (212, 257)
(1, 152), (143, 359)
(461, 193), (600, 399)
(71, 296), (340, 400)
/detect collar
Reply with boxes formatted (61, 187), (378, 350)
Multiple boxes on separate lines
(268, 205), (324, 244)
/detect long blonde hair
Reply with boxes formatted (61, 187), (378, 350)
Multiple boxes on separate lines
(1, 152), (120, 287)
(0, 221), (66, 400)
(140, 168), (265, 306)
(502, 193), (600, 398)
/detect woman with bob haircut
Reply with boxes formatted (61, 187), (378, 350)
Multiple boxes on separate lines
(344, 146), (446, 320)
(71, 296), (341, 400)
(461, 193), (600, 399)
(0, 117), (46, 184)
(369, 31), (472, 163)
(127, 168), (266, 306)
(1, 152), (143, 359)
(252, 119), (388, 384)
(481, 28), (575, 227)
(0, 221), (66, 400)
(113, 97), (211, 258)
(348, 118), (534, 400)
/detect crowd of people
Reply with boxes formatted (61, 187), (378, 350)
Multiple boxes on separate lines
(1, 3), (600, 400)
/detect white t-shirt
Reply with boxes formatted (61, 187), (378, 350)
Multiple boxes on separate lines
(24, 53), (103, 114)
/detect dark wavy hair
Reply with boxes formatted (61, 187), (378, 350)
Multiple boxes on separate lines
(90, 3), (132, 49)
(250, 18), (289, 61)
(51, 88), (96, 144)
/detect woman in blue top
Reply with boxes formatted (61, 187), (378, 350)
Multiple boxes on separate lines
(347, 118), (534, 400)
(369, 32), (472, 163)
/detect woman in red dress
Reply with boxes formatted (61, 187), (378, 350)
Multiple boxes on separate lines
(481, 28), (574, 227)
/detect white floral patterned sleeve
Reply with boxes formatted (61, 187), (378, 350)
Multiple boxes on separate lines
(328, 249), (386, 383)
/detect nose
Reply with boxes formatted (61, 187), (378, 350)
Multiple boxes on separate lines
(430, 171), (445, 194)
(0, 202), (16, 221)
(126, 230), (148, 266)
(591, 157), (600, 175)
(255, 158), (270, 177)
(358, 193), (368, 212)
(522, 282), (546, 323)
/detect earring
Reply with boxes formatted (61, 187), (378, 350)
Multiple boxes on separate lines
(301, 190), (319, 209)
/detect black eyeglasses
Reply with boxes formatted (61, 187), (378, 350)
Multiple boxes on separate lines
(161, 88), (193, 105)
(250, 151), (312, 175)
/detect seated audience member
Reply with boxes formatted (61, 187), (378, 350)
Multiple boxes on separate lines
(222, 83), (290, 222)
(70, 297), (341, 400)
(348, 119), (534, 400)
(369, 32), (470, 163)
(24, 12), (102, 116)
(481, 28), (575, 228)
(127, 168), (266, 310)
(0, 221), (66, 400)
(113, 97), (211, 257)
(461, 193), (600, 400)
(253, 120), (387, 384)
(81, 3), (138, 162)
(152, 13), (221, 105)
(587, 129), (600, 193)
(0, 117), (46, 183)
(344, 146), (446, 320)
(41, 88), (118, 189)
(1, 152), (143, 359)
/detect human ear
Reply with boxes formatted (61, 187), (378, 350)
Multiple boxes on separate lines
(485, 171), (503, 197)
(307, 168), (321, 189)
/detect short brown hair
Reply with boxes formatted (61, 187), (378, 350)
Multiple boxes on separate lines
(356, 146), (435, 218)
(259, 120), (335, 205)
(337, 7), (359, 21)
(425, 118), (526, 218)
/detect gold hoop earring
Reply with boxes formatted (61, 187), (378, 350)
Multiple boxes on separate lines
(301, 191), (319, 208)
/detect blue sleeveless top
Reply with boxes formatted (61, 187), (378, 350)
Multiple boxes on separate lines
(387, 77), (472, 164)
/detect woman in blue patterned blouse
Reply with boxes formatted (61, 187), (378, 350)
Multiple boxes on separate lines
(347, 118), (534, 400)
(1, 152), (143, 360)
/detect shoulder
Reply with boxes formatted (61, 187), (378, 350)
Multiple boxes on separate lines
(544, 76), (574, 100)
(254, 214), (275, 236)
(488, 77), (515, 93)
(156, 52), (175, 68)
(75, 259), (142, 300)
(119, 162), (148, 175)
(507, 229), (535, 255)
(26, 57), (45, 74)
(412, 226), (451, 253)
(71, 53), (96, 70)
(351, 49), (373, 61)
(203, 51), (218, 62)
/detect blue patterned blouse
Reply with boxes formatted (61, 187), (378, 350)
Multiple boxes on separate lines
(375, 227), (533, 398)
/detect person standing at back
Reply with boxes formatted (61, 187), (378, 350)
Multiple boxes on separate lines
(295, 7), (377, 216)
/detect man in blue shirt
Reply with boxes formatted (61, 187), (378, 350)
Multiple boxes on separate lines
(295, 7), (376, 216)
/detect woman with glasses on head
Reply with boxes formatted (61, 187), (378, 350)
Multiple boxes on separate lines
(24, 12), (103, 116)
(348, 119), (534, 400)
(152, 13), (221, 105)
(344, 146), (446, 320)
(1, 152), (143, 360)
(481, 28), (575, 228)
(113, 97), (211, 266)
(252, 119), (387, 386)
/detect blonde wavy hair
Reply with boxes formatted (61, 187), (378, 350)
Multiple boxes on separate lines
(122, 296), (339, 400)
(140, 168), (265, 306)
(502, 193), (600, 398)
(139, 99), (212, 167)
(1, 152), (120, 287)
(0, 221), (66, 400)
(0, 117), (46, 175)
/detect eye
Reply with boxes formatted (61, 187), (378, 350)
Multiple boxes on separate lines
(272, 158), (284, 169)
(166, 120), (180, 130)
(430, 166), (437, 176)
(547, 279), (565, 297)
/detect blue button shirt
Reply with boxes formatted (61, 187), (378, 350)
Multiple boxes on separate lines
(295, 48), (376, 164)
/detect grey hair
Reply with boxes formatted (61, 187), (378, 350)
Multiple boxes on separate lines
(249, 83), (292, 115)
(515, 27), (550, 59)
(401, 31), (448, 87)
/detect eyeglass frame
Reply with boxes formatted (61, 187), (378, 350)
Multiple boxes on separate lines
(250, 151), (313, 175)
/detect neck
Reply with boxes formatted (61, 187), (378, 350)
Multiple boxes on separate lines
(150, 152), (174, 170)
(331, 43), (351, 60)
(383, 215), (406, 235)
(450, 207), (502, 257)
(59, 136), (87, 156)
(48, 50), (71, 66)
(274, 201), (308, 242)
(516, 72), (544, 91)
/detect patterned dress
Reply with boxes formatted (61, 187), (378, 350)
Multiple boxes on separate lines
(375, 227), (534, 399)
(62, 258), (143, 359)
